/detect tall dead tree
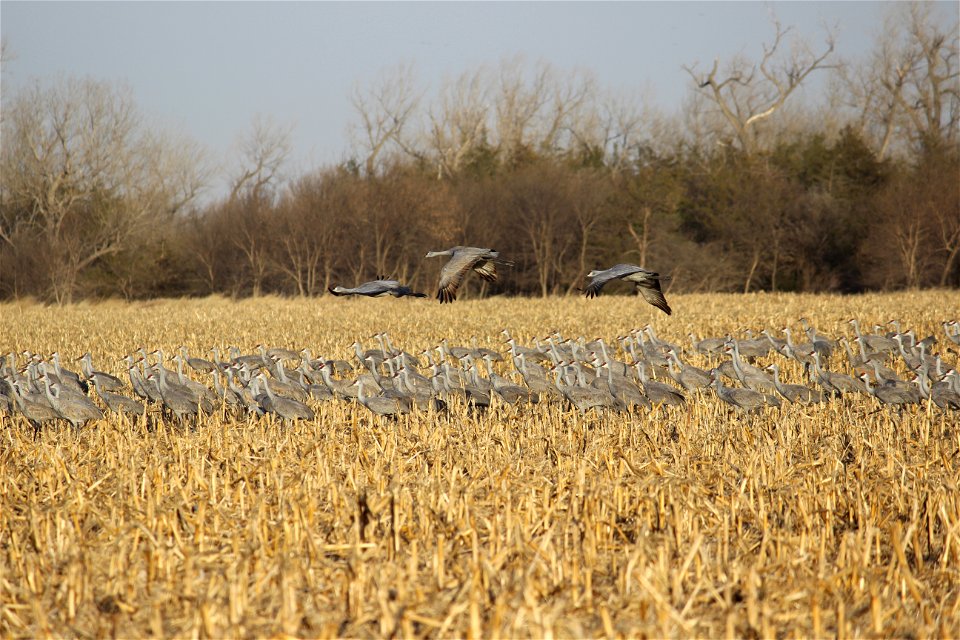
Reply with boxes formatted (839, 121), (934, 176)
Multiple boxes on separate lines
(840, 3), (959, 160)
(350, 63), (422, 176)
(684, 19), (835, 155)
(227, 116), (291, 296)
(229, 115), (292, 203)
(427, 68), (491, 179)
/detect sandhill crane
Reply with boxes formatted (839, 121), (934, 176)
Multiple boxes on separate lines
(482, 355), (537, 405)
(811, 352), (867, 397)
(860, 373), (920, 407)
(849, 319), (898, 354)
(0, 379), (12, 415)
(229, 376), (265, 417)
(328, 278), (427, 298)
(513, 354), (561, 400)
(798, 318), (836, 358)
(725, 344), (777, 394)
(146, 373), (205, 423)
(178, 347), (217, 374)
(503, 332), (551, 363)
(125, 356), (158, 403)
(393, 369), (446, 411)
(943, 321), (960, 346)
(666, 349), (712, 391)
(264, 346), (301, 364)
(689, 333), (726, 356)
(634, 361), (685, 406)
(209, 369), (244, 410)
(643, 325), (681, 353)
(782, 327), (817, 361)
(9, 379), (61, 432)
(162, 356), (218, 407)
(42, 377), (103, 429)
(732, 331), (773, 359)
(424, 246), (512, 303)
(317, 362), (360, 399)
(913, 372), (960, 411)
(710, 371), (766, 413)
(77, 353), (125, 391)
(356, 378), (411, 418)
(583, 264), (672, 315)
(839, 337), (897, 378)
(255, 374), (315, 423)
(91, 376), (146, 416)
(297, 367), (334, 402)
(551, 362), (620, 414)
(373, 333), (424, 370)
(766, 364), (826, 405)
(49, 352), (88, 394)
(592, 362), (650, 411)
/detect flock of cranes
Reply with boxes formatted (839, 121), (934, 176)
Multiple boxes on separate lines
(3, 319), (958, 431)
(329, 246), (673, 313)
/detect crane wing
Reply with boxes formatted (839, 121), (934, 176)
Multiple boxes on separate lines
(472, 259), (498, 282)
(583, 264), (645, 298)
(634, 279), (672, 315)
(437, 253), (476, 303)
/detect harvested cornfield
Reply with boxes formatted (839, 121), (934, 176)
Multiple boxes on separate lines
(1, 291), (958, 638)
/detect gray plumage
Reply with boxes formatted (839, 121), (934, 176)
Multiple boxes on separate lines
(92, 377), (146, 416)
(689, 334), (726, 356)
(583, 264), (672, 315)
(666, 349), (713, 391)
(425, 246), (511, 304)
(551, 363), (620, 414)
(766, 364), (826, 405)
(43, 378), (103, 428)
(255, 374), (315, 422)
(710, 371), (766, 413)
(146, 373), (210, 422)
(634, 361), (685, 406)
(356, 379), (411, 418)
(860, 374), (920, 407)
(812, 352), (867, 396)
(328, 279), (427, 298)
(914, 373), (960, 411)
(78, 353), (125, 392)
(9, 380), (61, 430)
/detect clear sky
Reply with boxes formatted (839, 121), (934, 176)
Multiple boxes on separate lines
(2, 1), (956, 197)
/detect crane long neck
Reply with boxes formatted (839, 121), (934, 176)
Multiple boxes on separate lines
(915, 374), (930, 398)
(261, 376), (275, 401)
(43, 378), (56, 406)
(769, 366), (785, 393)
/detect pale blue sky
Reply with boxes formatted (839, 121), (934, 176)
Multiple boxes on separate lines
(2, 1), (956, 197)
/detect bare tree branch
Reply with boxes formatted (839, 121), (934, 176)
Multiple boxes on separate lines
(684, 18), (835, 154)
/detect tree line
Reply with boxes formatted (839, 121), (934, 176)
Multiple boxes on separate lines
(1, 5), (957, 303)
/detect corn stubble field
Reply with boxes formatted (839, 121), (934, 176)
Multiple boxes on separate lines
(1, 291), (958, 639)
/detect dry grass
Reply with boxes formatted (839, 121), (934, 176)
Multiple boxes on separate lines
(1, 291), (958, 638)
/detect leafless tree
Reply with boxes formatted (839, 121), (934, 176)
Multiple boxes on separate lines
(571, 91), (649, 171)
(225, 116), (292, 296)
(503, 165), (579, 297)
(349, 63), (422, 176)
(0, 77), (206, 302)
(427, 68), (492, 178)
(567, 171), (610, 294)
(537, 67), (596, 156)
(492, 57), (550, 164)
(229, 114), (292, 203)
(856, 4), (957, 159)
(684, 18), (835, 155)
